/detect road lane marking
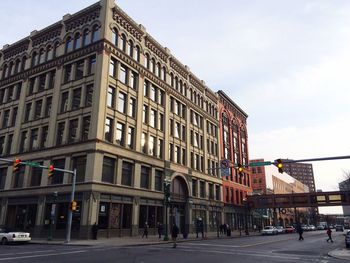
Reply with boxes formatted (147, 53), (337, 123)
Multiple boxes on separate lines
(0, 250), (86, 261)
(0, 250), (56, 256)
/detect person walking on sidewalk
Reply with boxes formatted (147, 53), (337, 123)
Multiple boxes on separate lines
(157, 222), (163, 239)
(171, 223), (179, 248)
(142, 222), (149, 238)
(326, 227), (334, 243)
(297, 224), (304, 241)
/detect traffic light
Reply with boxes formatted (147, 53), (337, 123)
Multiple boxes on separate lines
(70, 201), (77, 211)
(13, 158), (21, 173)
(276, 159), (284, 173)
(48, 164), (54, 177)
(164, 182), (171, 204)
(237, 164), (244, 176)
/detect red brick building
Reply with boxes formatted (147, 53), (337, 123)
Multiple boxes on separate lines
(218, 90), (252, 230)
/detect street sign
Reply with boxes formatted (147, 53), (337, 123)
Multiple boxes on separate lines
(249, 161), (272, 167)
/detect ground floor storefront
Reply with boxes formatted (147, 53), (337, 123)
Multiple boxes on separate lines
(0, 191), (224, 240)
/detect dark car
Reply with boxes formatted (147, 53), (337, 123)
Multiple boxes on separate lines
(335, 225), (344, 232)
(345, 230), (350, 248)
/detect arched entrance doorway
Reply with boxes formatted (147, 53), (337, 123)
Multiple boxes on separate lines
(169, 176), (188, 234)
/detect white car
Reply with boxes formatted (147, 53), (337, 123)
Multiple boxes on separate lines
(276, 226), (285, 234)
(262, 226), (278, 235)
(0, 227), (31, 245)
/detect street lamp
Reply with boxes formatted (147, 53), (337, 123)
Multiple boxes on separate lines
(243, 198), (249, 235)
(48, 191), (58, 241)
(163, 178), (171, 241)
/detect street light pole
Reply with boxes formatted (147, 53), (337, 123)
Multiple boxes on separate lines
(65, 169), (76, 243)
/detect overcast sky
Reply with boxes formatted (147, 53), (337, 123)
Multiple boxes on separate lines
(1, 0), (349, 214)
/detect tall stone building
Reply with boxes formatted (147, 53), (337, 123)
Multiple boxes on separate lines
(218, 91), (252, 230)
(0, 0), (223, 239)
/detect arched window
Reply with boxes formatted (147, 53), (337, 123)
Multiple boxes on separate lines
(8, 61), (14, 76)
(82, 29), (90, 46)
(161, 66), (166, 81)
(120, 34), (126, 51)
(232, 122), (239, 165)
(175, 76), (178, 90)
(65, 36), (72, 53)
(39, 48), (45, 64)
(170, 73), (174, 87)
(14, 59), (21, 74)
(53, 41), (60, 58)
(150, 58), (155, 73)
(31, 51), (38, 67)
(184, 83), (187, 97)
(127, 40), (133, 57)
(2, 64), (8, 79)
(91, 24), (99, 43)
(144, 53), (150, 69)
(46, 45), (53, 61)
(112, 27), (118, 46)
(179, 80), (183, 93)
(21, 56), (27, 71)
(193, 91), (196, 103)
(74, 33), (81, 50)
(156, 62), (160, 77)
(189, 89), (192, 100)
(134, 45), (140, 62)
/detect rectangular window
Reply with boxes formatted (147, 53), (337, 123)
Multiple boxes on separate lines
(48, 71), (55, 89)
(82, 116), (90, 141)
(130, 71), (138, 89)
(140, 166), (150, 189)
(150, 109), (156, 128)
(44, 97), (52, 117)
(102, 156), (115, 183)
(29, 128), (39, 150)
(129, 97), (136, 118)
(88, 56), (96, 75)
(149, 135), (155, 156)
(107, 86), (115, 108)
(28, 78), (35, 95)
(158, 113), (164, 131)
(2, 110), (9, 128)
(150, 85), (156, 101)
(127, 126), (135, 149)
(75, 60), (84, 80)
(19, 131), (28, 152)
(109, 58), (117, 77)
(119, 64), (127, 84)
(118, 92), (126, 113)
(50, 159), (65, 185)
(157, 139), (163, 159)
(121, 161), (133, 186)
(209, 184), (214, 199)
(105, 117), (113, 142)
(0, 137), (4, 155)
(38, 74), (46, 92)
(40, 126), (48, 148)
(7, 86), (14, 102)
(158, 89), (164, 105)
(200, 181), (205, 198)
(72, 88), (81, 110)
(141, 132), (147, 153)
(56, 122), (65, 145)
(216, 185), (221, 201)
(64, 64), (72, 82)
(85, 84), (93, 107)
(60, 92), (69, 113)
(24, 102), (31, 122)
(116, 122), (125, 145)
(155, 170), (163, 191)
(68, 119), (79, 143)
(30, 162), (43, 187)
(0, 167), (8, 189)
(143, 80), (149, 97)
(73, 156), (86, 183)
(192, 179), (197, 197)
(169, 143), (174, 161)
(182, 148), (186, 165)
(13, 165), (25, 188)
(34, 99), (42, 119)
(142, 105), (148, 123)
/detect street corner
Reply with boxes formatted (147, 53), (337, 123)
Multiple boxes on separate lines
(328, 248), (350, 261)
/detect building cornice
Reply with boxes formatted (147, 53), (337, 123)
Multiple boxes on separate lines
(145, 35), (169, 63)
(112, 6), (144, 41)
(31, 23), (63, 47)
(64, 3), (101, 32)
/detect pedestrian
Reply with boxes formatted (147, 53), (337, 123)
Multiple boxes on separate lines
(157, 222), (163, 239)
(326, 227), (334, 243)
(296, 224), (304, 241)
(92, 222), (99, 240)
(171, 223), (179, 248)
(142, 222), (149, 238)
(219, 224), (223, 235)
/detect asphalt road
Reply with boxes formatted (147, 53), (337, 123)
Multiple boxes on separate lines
(0, 231), (348, 263)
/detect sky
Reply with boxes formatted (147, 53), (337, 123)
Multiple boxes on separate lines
(1, 0), (350, 214)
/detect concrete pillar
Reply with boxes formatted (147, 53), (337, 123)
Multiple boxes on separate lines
(33, 196), (46, 238)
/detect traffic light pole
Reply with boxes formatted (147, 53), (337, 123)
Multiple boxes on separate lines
(65, 168), (76, 243)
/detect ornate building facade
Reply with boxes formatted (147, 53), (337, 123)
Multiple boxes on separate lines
(0, 0), (223, 239)
(218, 91), (252, 230)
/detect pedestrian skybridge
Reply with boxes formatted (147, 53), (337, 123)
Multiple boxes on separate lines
(247, 191), (350, 209)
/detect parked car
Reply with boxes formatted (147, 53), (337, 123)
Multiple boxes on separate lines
(262, 226), (278, 235)
(285, 226), (296, 233)
(317, 225), (326, 230)
(335, 225), (344, 232)
(276, 226), (285, 234)
(0, 227), (31, 245)
(301, 225), (308, 231)
(308, 225), (316, 231)
(345, 230), (350, 248)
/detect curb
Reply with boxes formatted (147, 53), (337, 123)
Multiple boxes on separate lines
(327, 249), (350, 261)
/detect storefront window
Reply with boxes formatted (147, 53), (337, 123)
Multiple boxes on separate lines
(98, 202), (110, 229)
(122, 204), (132, 229)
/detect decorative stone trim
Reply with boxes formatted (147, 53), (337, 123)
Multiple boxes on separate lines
(145, 35), (169, 63)
(65, 4), (101, 32)
(3, 39), (30, 60)
(31, 23), (63, 47)
(112, 7), (144, 41)
(170, 57), (188, 79)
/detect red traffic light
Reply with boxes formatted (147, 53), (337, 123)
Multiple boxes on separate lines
(13, 158), (21, 173)
(48, 164), (54, 177)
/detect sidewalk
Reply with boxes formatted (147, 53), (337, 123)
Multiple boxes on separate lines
(31, 230), (262, 247)
(328, 248), (350, 261)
